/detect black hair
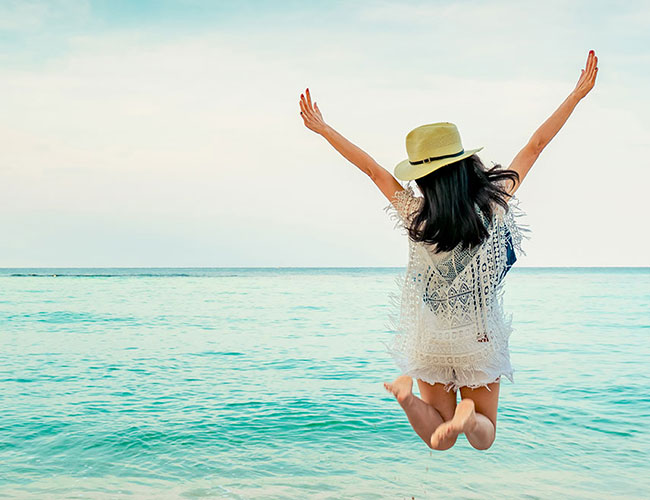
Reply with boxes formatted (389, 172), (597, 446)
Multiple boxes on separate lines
(408, 155), (519, 253)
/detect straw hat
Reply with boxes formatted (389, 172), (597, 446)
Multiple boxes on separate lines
(394, 122), (483, 181)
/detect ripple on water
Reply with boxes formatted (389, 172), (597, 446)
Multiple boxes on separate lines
(0, 268), (649, 499)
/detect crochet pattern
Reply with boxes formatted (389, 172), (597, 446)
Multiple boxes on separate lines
(382, 182), (532, 392)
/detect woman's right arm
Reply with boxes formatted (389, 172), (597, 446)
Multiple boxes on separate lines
(506, 50), (599, 198)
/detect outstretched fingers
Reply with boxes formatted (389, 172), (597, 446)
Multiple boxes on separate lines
(300, 88), (315, 119)
(574, 50), (598, 98)
(299, 87), (326, 134)
(585, 50), (598, 80)
(299, 93), (307, 115)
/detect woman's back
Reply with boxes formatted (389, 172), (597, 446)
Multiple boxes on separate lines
(299, 49), (598, 450)
(382, 182), (531, 393)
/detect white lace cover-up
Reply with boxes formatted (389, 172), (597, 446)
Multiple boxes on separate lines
(382, 182), (532, 392)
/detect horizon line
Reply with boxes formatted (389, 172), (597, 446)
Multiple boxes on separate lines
(1, 266), (648, 270)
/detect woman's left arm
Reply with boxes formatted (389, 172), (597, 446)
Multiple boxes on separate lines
(299, 88), (403, 202)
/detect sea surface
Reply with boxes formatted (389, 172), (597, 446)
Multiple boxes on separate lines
(1, 267), (649, 499)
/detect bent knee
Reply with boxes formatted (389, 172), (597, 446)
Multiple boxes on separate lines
(469, 439), (495, 451)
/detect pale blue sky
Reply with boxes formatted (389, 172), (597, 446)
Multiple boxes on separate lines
(0, 0), (648, 266)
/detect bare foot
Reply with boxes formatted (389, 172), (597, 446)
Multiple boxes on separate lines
(430, 398), (477, 448)
(383, 375), (413, 404)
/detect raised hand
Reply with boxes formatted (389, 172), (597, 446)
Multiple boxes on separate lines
(573, 49), (599, 100)
(299, 88), (328, 135)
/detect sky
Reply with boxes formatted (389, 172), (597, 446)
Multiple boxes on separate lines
(0, 0), (648, 267)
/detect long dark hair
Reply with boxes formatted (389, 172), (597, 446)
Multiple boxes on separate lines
(408, 155), (519, 253)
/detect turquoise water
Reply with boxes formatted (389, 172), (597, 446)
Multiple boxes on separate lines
(1, 267), (649, 499)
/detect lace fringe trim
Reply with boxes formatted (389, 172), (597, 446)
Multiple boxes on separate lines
(382, 183), (418, 237)
(389, 363), (516, 393)
(381, 294), (516, 394)
(382, 183), (531, 392)
(503, 194), (532, 259)
(382, 183), (533, 259)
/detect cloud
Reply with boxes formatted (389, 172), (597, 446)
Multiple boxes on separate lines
(0, 1), (647, 266)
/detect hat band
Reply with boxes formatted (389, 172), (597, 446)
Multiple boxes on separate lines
(409, 149), (465, 165)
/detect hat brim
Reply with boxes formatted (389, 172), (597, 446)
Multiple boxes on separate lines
(394, 147), (484, 181)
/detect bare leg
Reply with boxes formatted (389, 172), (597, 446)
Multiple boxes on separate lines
(431, 379), (500, 450)
(384, 375), (458, 450)
(464, 412), (495, 449)
(430, 398), (479, 448)
(459, 380), (500, 450)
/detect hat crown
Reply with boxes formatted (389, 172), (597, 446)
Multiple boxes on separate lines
(406, 122), (464, 162)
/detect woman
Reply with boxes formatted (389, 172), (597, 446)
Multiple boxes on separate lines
(299, 50), (598, 451)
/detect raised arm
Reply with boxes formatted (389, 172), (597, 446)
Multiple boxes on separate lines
(506, 50), (599, 198)
(299, 88), (403, 203)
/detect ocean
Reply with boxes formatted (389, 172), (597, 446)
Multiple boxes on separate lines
(1, 267), (648, 499)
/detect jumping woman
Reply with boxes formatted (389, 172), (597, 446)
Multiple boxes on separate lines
(299, 50), (598, 451)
